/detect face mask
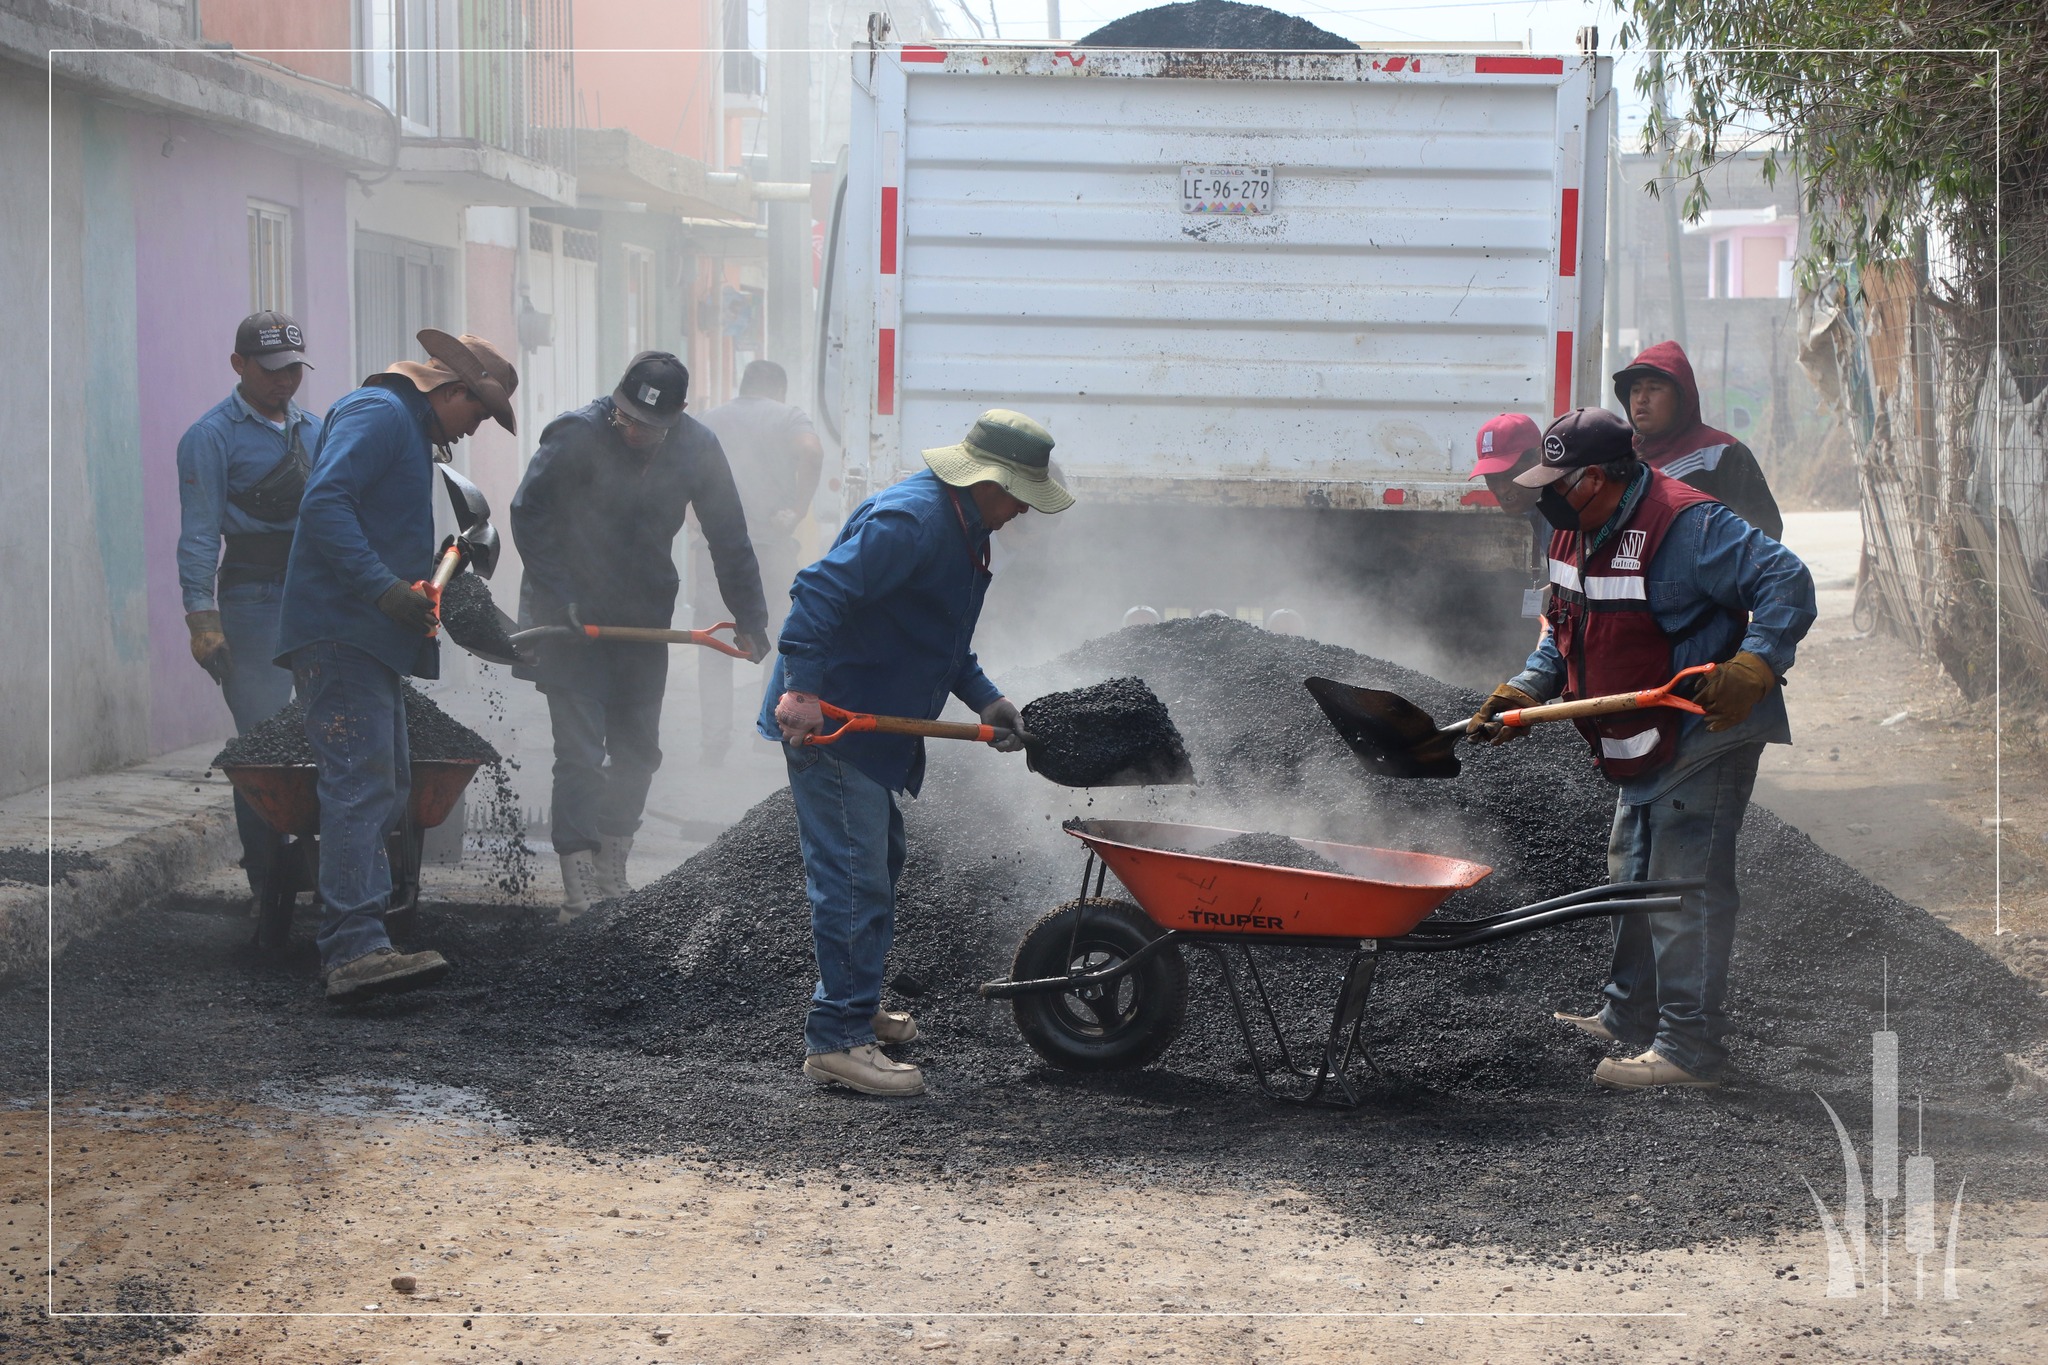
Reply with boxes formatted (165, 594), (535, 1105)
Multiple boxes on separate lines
(1536, 482), (1584, 530)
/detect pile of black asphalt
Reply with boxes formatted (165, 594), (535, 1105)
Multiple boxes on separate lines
(18, 618), (2046, 1255)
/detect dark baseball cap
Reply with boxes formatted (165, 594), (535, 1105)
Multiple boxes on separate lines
(1514, 408), (1638, 487)
(611, 351), (689, 429)
(235, 311), (312, 371)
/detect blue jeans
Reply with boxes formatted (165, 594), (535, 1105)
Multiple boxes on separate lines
(291, 642), (409, 972)
(1599, 743), (1763, 1078)
(217, 578), (295, 891)
(546, 690), (664, 856)
(785, 743), (905, 1055)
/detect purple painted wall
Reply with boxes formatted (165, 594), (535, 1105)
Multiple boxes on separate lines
(127, 116), (353, 754)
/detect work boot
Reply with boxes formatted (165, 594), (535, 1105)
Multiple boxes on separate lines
(325, 947), (449, 1005)
(558, 849), (599, 926)
(802, 1044), (926, 1097)
(873, 1009), (919, 1045)
(1594, 1049), (1720, 1091)
(1554, 1009), (1616, 1042)
(594, 835), (634, 900)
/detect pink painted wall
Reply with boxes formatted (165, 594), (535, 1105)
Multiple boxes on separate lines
(127, 115), (354, 754)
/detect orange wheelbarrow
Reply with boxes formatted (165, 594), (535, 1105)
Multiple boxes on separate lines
(979, 819), (1698, 1106)
(220, 759), (485, 951)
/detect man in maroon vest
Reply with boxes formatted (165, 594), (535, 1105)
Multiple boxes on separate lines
(1470, 407), (1815, 1089)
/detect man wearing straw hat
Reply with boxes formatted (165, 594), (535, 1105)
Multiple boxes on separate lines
(276, 329), (519, 1004)
(764, 409), (1075, 1097)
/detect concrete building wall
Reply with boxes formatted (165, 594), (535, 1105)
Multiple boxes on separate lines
(0, 72), (55, 797)
(127, 114), (355, 754)
(199, 0), (355, 86)
(574, 3), (719, 163)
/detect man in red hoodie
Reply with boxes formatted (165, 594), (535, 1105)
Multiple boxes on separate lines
(1613, 341), (1783, 540)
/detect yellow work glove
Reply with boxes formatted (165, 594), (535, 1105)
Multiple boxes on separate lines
(1694, 651), (1777, 732)
(1469, 683), (1539, 746)
(185, 610), (230, 682)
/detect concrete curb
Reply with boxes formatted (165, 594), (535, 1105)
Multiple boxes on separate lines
(0, 801), (238, 984)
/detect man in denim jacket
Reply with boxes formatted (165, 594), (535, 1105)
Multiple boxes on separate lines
(762, 410), (1074, 1096)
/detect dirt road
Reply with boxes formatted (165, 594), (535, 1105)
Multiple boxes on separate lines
(4, 510), (2045, 1363)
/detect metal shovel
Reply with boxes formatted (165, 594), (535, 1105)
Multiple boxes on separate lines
(1303, 663), (1717, 780)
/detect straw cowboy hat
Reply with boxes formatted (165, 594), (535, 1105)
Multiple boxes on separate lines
(921, 409), (1074, 514)
(385, 328), (520, 435)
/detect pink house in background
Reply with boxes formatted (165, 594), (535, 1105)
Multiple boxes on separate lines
(1685, 206), (1800, 300)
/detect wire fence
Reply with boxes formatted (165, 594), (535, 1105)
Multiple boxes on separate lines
(1801, 264), (2048, 699)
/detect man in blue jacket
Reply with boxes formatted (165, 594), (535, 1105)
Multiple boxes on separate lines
(176, 311), (319, 905)
(1470, 407), (1815, 1089)
(764, 410), (1075, 1096)
(276, 329), (518, 1004)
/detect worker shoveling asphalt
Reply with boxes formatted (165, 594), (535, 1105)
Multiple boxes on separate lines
(802, 675), (1194, 790)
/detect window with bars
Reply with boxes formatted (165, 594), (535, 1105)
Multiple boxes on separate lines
(354, 229), (451, 383)
(357, 0), (439, 134)
(561, 228), (599, 263)
(247, 201), (292, 313)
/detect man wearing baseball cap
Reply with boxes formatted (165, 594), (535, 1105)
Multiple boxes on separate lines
(1469, 407), (1815, 1090)
(511, 352), (770, 922)
(765, 409), (1074, 1097)
(276, 328), (518, 1004)
(176, 312), (321, 909)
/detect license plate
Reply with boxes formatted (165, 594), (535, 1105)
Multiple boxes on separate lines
(1181, 165), (1273, 215)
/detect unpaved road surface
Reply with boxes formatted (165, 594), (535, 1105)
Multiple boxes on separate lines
(5, 512), (2047, 1363)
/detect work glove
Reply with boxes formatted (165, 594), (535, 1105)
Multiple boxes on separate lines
(1694, 651), (1777, 732)
(1469, 682), (1540, 746)
(377, 581), (440, 635)
(185, 610), (231, 683)
(981, 697), (1027, 753)
(774, 690), (825, 742)
(734, 629), (771, 665)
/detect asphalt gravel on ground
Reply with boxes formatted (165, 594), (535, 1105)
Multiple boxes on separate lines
(14, 619), (2047, 1256)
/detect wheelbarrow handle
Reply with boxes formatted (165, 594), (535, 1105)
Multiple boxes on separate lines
(801, 699), (1033, 747)
(1492, 662), (1715, 729)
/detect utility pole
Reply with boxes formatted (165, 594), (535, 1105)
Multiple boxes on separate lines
(1047, 0), (1062, 41)
(1652, 54), (1689, 352)
(765, 0), (811, 382)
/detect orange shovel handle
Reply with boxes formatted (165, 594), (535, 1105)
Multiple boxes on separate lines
(802, 699), (998, 746)
(1497, 662), (1716, 728)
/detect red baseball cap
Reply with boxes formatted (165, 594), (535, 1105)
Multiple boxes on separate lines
(1469, 414), (1542, 477)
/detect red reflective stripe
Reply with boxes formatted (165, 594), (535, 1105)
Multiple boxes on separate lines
(1462, 488), (1500, 507)
(1553, 332), (1573, 415)
(901, 46), (946, 63)
(877, 329), (896, 415)
(1382, 488), (1406, 506)
(880, 187), (898, 275)
(1475, 56), (1564, 75)
(1559, 188), (1579, 277)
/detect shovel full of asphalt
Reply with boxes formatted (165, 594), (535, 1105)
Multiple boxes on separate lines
(807, 677), (1194, 789)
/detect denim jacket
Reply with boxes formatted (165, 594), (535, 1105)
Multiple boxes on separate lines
(1510, 499), (1816, 804)
(174, 389), (319, 612)
(757, 471), (1003, 795)
(274, 379), (440, 679)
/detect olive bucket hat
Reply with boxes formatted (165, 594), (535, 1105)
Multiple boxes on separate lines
(921, 409), (1075, 514)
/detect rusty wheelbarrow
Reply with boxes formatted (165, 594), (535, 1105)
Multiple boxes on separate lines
(979, 819), (1698, 1106)
(219, 758), (485, 951)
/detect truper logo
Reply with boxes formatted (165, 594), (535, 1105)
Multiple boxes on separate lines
(1803, 972), (1966, 1308)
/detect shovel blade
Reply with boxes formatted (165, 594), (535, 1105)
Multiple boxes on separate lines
(1303, 676), (1463, 780)
(1019, 678), (1197, 788)
(439, 465), (492, 532)
(1025, 740), (1195, 789)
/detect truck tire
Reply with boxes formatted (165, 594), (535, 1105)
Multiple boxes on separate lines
(1010, 898), (1186, 1072)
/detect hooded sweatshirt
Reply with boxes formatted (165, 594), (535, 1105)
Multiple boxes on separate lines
(1613, 340), (1783, 540)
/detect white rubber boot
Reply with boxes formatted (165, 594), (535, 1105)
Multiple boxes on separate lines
(558, 849), (599, 926)
(594, 834), (634, 899)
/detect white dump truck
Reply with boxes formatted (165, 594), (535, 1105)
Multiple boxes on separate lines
(816, 36), (1613, 669)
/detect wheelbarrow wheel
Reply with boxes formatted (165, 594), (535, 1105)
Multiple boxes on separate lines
(1011, 898), (1186, 1072)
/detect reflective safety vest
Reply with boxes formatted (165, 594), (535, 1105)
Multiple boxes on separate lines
(1547, 470), (1724, 780)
